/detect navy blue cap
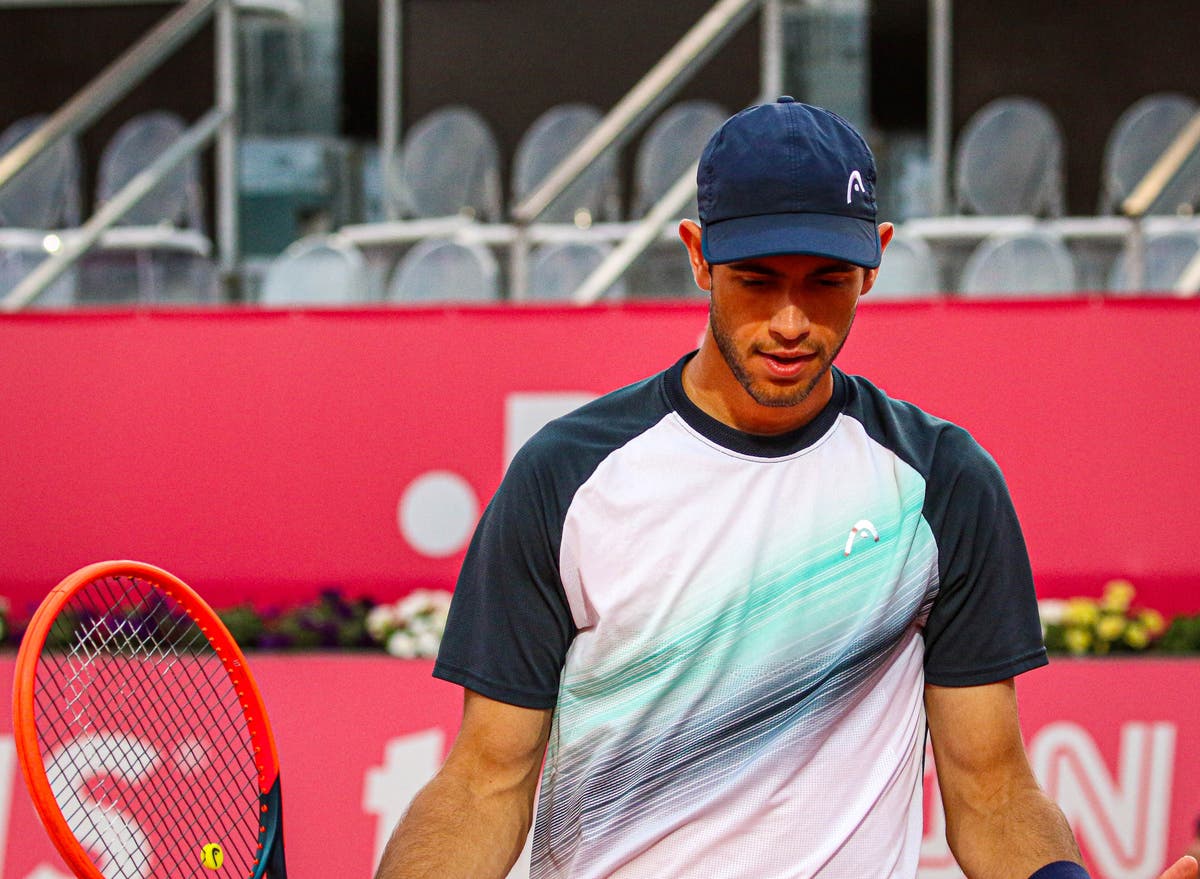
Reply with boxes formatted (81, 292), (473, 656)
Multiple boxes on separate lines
(697, 97), (880, 268)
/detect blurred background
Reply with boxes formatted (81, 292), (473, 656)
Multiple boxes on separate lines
(1, 2), (1198, 877)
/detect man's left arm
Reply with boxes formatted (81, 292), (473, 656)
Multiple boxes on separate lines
(926, 678), (1078, 879)
(926, 679), (1199, 879)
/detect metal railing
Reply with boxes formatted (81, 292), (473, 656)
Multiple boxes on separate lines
(567, 0), (787, 304)
(364, 0), (777, 303)
(507, 0), (774, 301)
(0, 0), (299, 311)
(928, 0), (952, 217)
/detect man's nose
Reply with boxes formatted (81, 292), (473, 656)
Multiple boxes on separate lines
(770, 303), (811, 340)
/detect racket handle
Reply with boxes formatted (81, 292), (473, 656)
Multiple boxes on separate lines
(260, 777), (288, 878)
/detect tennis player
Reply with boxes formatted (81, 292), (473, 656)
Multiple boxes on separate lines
(373, 98), (1199, 879)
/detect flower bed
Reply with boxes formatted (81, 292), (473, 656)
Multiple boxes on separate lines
(1040, 580), (1200, 655)
(0, 588), (454, 657)
(1, 580), (1196, 655)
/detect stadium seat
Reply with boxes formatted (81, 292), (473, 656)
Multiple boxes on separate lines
(868, 234), (940, 300)
(1107, 229), (1200, 294)
(393, 106), (503, 221)
(386, 238), (500, 302)
(631, 100), (728, 219)
(959, 230), (1077, 297)
(0, 114), (83, 307)
(528, 240), (626, 301)
(1099, 92), (1200, 216)
(0, 114), (82, 231)
(954, 97), (1065, 217)
(511, 103), (619, 225)
(259, 234), (369, 305)
(97, 111), (203, 230)
(83, 110), (215, 304)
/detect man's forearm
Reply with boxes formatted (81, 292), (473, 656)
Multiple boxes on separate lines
(945, 783), (1082, 879)
(373, 768), (534, 879)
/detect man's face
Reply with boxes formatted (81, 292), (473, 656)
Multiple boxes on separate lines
(706, 253), (868, 410)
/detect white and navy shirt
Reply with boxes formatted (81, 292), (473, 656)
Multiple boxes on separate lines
(435, 354), (1047, 879)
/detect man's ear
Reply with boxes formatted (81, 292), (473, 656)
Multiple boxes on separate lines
(859, 222), (895, 297)
(678, 219), (713, 292)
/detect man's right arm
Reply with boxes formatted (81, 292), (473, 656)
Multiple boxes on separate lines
(373, 689), (554, 879)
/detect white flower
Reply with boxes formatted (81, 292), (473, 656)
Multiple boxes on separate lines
(373, 590), (453, 656)
(406, 615), (434, 637)
(396, 591), (434, 621)
(414, 630), (442, 657)
(1038, 599), (1067, 626)
(366, 605), (398, 641)
(386, 630), (419, 659)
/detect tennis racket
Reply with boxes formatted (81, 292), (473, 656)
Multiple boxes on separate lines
(12, 560), (288, 878)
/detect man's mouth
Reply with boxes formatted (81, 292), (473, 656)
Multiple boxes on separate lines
(759, 349), (817, 377)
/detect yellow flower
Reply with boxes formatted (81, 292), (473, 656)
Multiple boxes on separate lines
(1064, 599), (1100, 628)
(1101, 579), (1136, 613)
(1064, 627), (1093, 655)
(1138, 609), (1166, 636)
(1123, 623), (1150, 650)
(1096, 613), (1126, 642)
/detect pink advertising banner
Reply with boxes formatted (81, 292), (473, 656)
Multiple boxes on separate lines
(0, 656), (1196, 879)
(1, 300), (1198, 617)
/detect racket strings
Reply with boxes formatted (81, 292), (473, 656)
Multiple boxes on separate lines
(34, 575), (265, 878)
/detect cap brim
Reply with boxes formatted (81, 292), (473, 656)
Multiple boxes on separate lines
(702, 212), (881, 269)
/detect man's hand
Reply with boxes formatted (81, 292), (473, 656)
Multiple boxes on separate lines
(1158, 855), (1199, 879)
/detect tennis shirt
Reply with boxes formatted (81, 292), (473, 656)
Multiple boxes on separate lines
(434, 354), (1048, 879)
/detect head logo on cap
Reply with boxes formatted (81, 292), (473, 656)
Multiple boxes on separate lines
(846, 170), (866, 205)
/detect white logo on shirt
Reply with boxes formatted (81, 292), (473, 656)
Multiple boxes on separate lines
(846, 170), (865, 204)
(843, 519), (879, 556)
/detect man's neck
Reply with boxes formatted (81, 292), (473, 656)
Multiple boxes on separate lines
(681, 346), (835, 436)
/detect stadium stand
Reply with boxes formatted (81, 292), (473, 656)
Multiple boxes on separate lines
(3, 3), (1200, 306)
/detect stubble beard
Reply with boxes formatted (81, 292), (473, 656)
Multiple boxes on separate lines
(708, 296), (854, 409)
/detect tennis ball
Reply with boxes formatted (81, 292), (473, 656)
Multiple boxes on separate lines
(201, 843), (224, 870)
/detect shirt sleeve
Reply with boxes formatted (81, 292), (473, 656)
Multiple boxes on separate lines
(921, 426), (1048, 687)
(432, 434), (578, 709)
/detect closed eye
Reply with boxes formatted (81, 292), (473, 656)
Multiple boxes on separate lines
(733, 274), (774, 288)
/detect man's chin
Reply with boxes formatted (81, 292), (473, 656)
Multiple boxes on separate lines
(746, 380), (817, 408)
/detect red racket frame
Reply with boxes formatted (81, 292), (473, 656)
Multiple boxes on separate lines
(12, 560), (285, 879)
